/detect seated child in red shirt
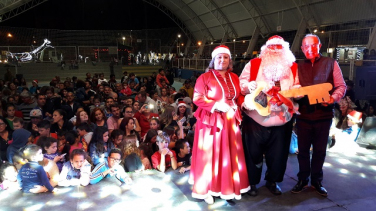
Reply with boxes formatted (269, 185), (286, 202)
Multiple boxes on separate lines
(151, 132), (177, 173)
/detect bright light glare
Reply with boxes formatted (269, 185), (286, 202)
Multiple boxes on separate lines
(209, 200), (227, 209)
(46, 200), (64, 206)
(78, 202), (95, 210)
(339, 169), (349, 174)
(176, 175), (189, 185)
(163, 174), (171, 182)
(337, 159), (351, 165)
(24, 203), (44, 211)
(100, 185), (121, 198)
(70, 192), (86, 198)
(323, 162), (332, 167)
(174, 201), (201, 210)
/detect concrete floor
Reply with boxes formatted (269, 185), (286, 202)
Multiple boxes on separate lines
(1, 149), (376, 211)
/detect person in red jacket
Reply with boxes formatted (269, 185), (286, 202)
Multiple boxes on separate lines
(156, 69), (169, 96)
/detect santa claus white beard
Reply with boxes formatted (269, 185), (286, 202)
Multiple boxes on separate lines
(259, 48), (296, 82)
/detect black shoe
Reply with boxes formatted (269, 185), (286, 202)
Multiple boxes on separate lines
(291, 180), (309, 193)
(311, 181), (328, 197)
(248, 185), (258, 197)
(265, 181), (282, 195)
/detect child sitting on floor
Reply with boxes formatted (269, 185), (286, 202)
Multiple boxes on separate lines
(138, 143), (152, 170)
(175, 139), (191, 174)
(17, 145), (54, 193)
(58, 149), (91, 187)
(37, 137), (65, 172)
(0, 162), (18, 190)
(66, 131), (87, 154)
(90, 148), (132, 185)
(151, 132), (177, 173)
(57, 131), (70, 161)
(120, 135), (143, 172)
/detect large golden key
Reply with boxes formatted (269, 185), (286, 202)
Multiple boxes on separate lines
(244, 81), (333, 116)
(279, 83), (333, 105)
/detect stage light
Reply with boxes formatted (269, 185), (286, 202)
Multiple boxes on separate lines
(177, 34), (181, 38)
(7, 33), (12, 37)
(243, 40), (246, 43)
(198, 41), (202, 46)
(321, 31), (324, 33)
(233, 39), (236, 42)
(122, 37), (125, 40)
(211, 42), (213, 44)
(313, 29), (318, 33)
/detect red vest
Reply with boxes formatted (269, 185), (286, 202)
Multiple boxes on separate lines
(237, 58), (297, 107)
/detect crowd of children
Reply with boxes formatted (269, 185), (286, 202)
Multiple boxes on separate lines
(0, 69), (194, 193)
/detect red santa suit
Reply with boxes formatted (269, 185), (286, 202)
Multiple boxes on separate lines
(189, 68), (250, 200)
(239, 35), (300, 192)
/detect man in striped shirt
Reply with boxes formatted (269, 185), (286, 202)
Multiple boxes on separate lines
(18, 91), (37, 125)
(90, 148), (132, 185)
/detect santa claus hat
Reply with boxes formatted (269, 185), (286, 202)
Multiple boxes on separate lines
(347, 110), (362, 123)
(264, 35), (290, 49)
(32, 79), (38, 84)
(177, 101), (187, 108)
(211, 45), (231, 59)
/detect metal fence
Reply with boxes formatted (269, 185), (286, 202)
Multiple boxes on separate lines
(172, 58), (376, 81)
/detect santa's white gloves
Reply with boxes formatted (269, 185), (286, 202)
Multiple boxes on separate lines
(247, 81), (257, 92)
(213, 102), (231, 113)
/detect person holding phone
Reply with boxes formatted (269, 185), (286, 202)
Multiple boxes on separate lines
(133, 103), (159, 138)
(37, 136), (65, 172)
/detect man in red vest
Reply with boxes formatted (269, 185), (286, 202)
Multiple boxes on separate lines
(239, 35), (300, 196)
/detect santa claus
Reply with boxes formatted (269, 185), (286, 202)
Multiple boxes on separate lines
(239, 35), (300, 196)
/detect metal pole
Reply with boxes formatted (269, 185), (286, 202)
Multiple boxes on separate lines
(349, 59), (354, 80)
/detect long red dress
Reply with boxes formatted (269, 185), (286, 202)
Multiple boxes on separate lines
(189, 69), (250, 200)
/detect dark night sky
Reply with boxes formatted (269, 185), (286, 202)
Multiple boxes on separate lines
(0, 0), (178, 30)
